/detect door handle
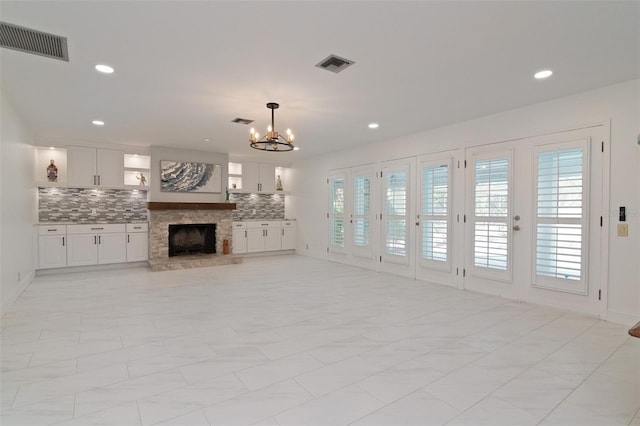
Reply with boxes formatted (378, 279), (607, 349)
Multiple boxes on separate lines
(62, 237), (65, 246)
(513, 225), (521, 231)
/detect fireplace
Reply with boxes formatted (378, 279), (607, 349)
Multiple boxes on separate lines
(168, 223), (216, 257)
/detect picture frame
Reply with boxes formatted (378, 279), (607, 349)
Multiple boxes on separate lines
(160, 161), (222, 193)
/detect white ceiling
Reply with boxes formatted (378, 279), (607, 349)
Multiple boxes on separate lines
(1, 1), (638, 160)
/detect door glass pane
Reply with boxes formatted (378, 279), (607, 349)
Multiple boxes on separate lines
(386, 172), (407, 216)
(475, 158), (509, 217)
(474, 222), (508, 269)
(386, 219), (406, 256)
(422, 164), (448, 262)
(536, 147), (584, 281)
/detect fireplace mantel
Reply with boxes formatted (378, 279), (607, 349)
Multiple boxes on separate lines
(147, 202), (236, 211)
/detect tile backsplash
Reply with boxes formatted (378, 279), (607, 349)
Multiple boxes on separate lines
(230, 193), (285, 220)
(39, 187), (148, 223)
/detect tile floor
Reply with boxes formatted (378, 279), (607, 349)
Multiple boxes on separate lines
(1, 255), (638, 426)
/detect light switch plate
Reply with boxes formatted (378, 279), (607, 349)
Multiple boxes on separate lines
(617, 223), (629, 237)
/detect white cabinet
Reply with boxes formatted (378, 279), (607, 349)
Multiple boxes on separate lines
(38, 225), (67, 269)
(67, 146), (124, 187)
(241, 163), (276, 193)
(246, 221), (281, 253)
(232, 222), (248, 254)
(281, 220), (296, 250)
(67, 224), (126, 266)
(126, 223), (148, 262)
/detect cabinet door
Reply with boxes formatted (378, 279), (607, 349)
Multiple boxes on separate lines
(232, 229), (248, 254)
(264, 228), (281, 251)
(281, 228), (296, 250)
(39, 235), (67, 269)
(67, 146), (97, 186)
(67, 234), (98, 266)
(98, 233), (127, 264)
(127, 233), (148, 262)
(247, 228), (265, 253)
(243, 163), (260, 192)
(259, 164), (276, 193)
(97, 149), (124, 187)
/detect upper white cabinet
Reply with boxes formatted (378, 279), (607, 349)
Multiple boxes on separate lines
(229, 162), (282, 193)
(67, 146), (124, 187)
(243, 163), (276, 193)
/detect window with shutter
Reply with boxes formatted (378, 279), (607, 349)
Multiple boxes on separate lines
(534, 143), (587, 293)
(329, 176), (345, 248)
(385, 170), (408, 257)
(473, 157), (510, 271)
(353, 175), (370, 248)
(421, 163), (449, 263)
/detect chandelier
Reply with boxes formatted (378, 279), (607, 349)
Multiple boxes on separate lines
(249, 102), (295, 152)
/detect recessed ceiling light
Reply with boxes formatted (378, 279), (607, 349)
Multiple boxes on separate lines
(368, 123), (379, 129)
(92, 120), (105, 126)
(534, 70), (553, 79)
(204, 138), (210, 142)
(95, 64), (114, 74)
(293, 146), (300, 151)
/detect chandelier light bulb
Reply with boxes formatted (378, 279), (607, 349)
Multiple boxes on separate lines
(286, 128), (292, 135)
(267, 125), (273, 132)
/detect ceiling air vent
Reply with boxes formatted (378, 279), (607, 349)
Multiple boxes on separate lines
(0, 21), (69, 61)
(315, 54), (355, 73)
(232, 118), (254, 125)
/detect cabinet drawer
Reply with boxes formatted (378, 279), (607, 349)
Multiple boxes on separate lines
(126, 223), (148, 233)
(232, 222), (246, 229)
(39, 225), (66, 235)
(247, 221), (281, 229)
(68, 224), (126, 234)
(281, 221), (296, 228)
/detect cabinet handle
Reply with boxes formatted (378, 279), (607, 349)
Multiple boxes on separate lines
(98, 175), (101, 186)
(91, 227), (104, 231)
(62, 237), (65, 246)
(98, 235), (101, 244)
(282, 229), (284, 236)
(47, 228), (57, 232)
(244, 230), (247, 238)
(128, 235), (130, 243)
(94, 236), (97, 244)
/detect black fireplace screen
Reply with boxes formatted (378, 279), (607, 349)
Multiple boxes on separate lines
(168, 223), (216, 257)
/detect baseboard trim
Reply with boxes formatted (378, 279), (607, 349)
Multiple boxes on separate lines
(35, 262), (149, 276)
(1, 269), (35, 317)
(606, 310), (640, 327)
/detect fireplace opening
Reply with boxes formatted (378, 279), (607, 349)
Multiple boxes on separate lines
(168, 223), (216, 257)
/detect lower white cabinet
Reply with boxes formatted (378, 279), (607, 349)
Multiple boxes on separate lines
(232, 222), (248, 254)
(281, 220), (296, 250)
(247, 221), (281, 253)
(234, 220), (296, 254)
(38, 225), (67, 269)
(67, 224), (126, 266)
(126, 223), (148, 261)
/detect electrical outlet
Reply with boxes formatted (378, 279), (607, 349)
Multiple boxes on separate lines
(91, 209), (97, 215)
(617, 223), (629, 237)
(306, 243), (309, 250)
(252, 209), (256, 215)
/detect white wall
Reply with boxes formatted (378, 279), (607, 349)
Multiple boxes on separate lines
(1, 91), (37, 315)
(290, 79), (640, 325)
(149, 146), (228, 203)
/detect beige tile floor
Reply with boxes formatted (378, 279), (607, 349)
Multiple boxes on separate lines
(1, 255), (638, 425)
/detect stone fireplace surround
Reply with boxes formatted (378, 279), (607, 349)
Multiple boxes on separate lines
(147, 202), (242, 271)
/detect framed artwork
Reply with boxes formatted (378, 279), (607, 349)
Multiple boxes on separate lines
(160, 161), (222, 193)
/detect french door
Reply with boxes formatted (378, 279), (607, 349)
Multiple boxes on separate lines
(328, 165), (377, 266)
(464, 125), (606, 315)
(380, 158), (415, 277)
(415, 152), (460, 287)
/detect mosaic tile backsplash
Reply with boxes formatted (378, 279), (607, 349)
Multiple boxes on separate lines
(230, 193), (285, 220)
(39, 187), (148, 223)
